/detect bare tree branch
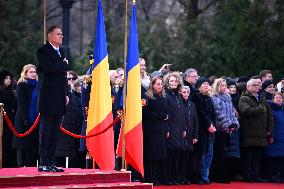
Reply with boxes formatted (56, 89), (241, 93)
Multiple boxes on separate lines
(178, 0), (189, 9)
(47, 4), (61, 16)
(199, 0), (218, 13)
(164, 0), (178, 21)
(178, 0), (218, 19)
(141, 0), (154, 21)
(47, 12), (62, 21)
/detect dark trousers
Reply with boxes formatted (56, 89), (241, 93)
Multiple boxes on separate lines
(16, 149), (38, 167)
(3, 146), (16, 168)
(242, 147), (264, 179)
(189, 151), (203, 182)
(211, 156), (240, 182)
(39, 114), (62, 166)
(267, 157), (284, 179)
(128, 164), (142, 181)
(179, 150), (191, 180)
(165, 150), (180, 181)
(144, 159), (163, 183)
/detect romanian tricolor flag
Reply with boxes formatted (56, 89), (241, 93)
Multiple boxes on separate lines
(117, 3), (144, 176)
(86, 0), (114, 170)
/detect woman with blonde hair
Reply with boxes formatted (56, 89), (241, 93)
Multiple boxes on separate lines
(143, 76), (168, 185)
(163, 72), (185, 185)
(211, 78), (240, 183)
(13, 64), (39, 167)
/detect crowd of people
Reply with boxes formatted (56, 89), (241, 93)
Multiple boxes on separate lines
(0, 26), (284, 186)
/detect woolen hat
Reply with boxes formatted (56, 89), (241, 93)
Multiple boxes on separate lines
(195, 77), (209, 89)
(262, 79), (274, 90)
(237, 76), (249, 83)
(226, 79), (237, 87)
(0, 70), (13, 84)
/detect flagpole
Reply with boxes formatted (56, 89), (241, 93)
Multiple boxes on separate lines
(121, 0), (128, 171)
(43, 0), (46, 44)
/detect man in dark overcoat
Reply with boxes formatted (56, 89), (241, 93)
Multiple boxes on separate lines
(36, 25), (68, 172)
(239, 78), (274, 182)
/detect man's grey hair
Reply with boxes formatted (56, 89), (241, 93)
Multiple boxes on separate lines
(246, 78), (261, 87)
(184, 68), (197, 80)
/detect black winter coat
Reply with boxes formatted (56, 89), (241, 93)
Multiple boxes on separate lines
(36, 43), (68, 115)
(55, 91), (83, 157)
(142, 93), (168, 160)
(13, 82), (38, 149)
(165, 89), (185, 150)
(239, 90), (274, 147)
(0, 87), (17, 166)
(183, 80), (196, 94)
(190, 90), (216, 154)
(181, 99), (199, 151)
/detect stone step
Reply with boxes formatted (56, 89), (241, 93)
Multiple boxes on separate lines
(18, 182), (153, 189)
(0, 167), (132, 188)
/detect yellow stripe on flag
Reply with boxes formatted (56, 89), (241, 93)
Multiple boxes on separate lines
(125, 65), (141, 134)
(87, 56), (112, 133)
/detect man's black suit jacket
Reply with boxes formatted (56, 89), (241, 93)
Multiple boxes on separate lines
(36, 43), (68, 115)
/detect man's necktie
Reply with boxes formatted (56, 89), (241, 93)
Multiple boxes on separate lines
(55, 48), (61, 57)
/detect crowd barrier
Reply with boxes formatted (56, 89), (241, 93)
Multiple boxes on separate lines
(0, 104), (123, 168)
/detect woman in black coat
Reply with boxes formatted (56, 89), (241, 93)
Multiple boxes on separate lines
(55, 78), (84, 168)
(163, 72), (185, 185)
(13, 64), (39, 167)
(190, 77), (216, 184)
(180, 86), (199, 184)
(142, 76), (168, 186)
(0, 70), (17, 167)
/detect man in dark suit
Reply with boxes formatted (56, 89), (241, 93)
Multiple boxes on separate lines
(36, 26), (68, 172)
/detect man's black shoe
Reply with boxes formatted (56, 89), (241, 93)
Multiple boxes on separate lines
(243, 178), (254, 183)
(253, 177), (268, 183)
(50, 164), (64, 172)
(191, 179), (204, 184)
(153, 179), (160, 186)
(171, 179), (179, 185)
(202, 180), (212, 185)
(183, 179), (191, 185)
(38, 165), (55, 172)
(215, 179), (231, 184)
(161, 180), (174, 185)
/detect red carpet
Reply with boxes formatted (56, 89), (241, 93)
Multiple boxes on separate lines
(1, 168), (283, 188)
(154, 182), (283, 189)
(0, 167), (152, 188)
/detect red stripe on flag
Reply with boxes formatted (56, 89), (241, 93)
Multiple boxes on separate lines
(86, 112), (114, 170)
(117, 121), (144, 176)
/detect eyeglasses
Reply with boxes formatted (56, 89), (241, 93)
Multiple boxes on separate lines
(250, 84), (261, 87)
(182, 91), (189, 94)
(189, 75), (199, 78)
(28, 71), (37, 73)
(67, 78), (76, 81)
